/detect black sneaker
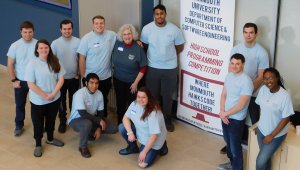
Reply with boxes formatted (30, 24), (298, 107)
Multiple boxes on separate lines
(166, 122), (175, 132)
(58, 123), (66, 133)
(79, 147), (91, 158)
(159, 141), (168, 156)
(119, 145), (139, 155)
(220, 146), (227, 154)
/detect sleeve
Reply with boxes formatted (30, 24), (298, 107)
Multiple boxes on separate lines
(255, 86), (264, 105)
(124, 102), (135, 119)
(258, 48), (269, 69)
(58, 62), (66, 78)
(78, 110), (101, 126)
(51, 41), (57, 56)
(140, 26), (148, 44)
(7, 43), (16, 59)
(174, 27), (185, 45)
(24, 61), (35, 83)
(281, 93), (295, 118)
(241, 77), (254, 96)
(148, 111), (161, 135)
(139, 47), (148, 67)
(72, 91), (86, 110)
(97, 92), (104, 111)
(76, 36), (88, 56)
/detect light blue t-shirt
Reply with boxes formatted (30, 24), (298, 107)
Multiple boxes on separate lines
(77, 30), (116, 80)
(231, 43), (269, 96)
(125, 101), (167, 150)
(140, 22), (185, 69)
(51, 36), (80, 79)
(7, 38), (38, 81)
(256, 86), (294, 138)
(68, 87), (104, 124)
(24, 57), (65, 105)
(224, 72), (253, 120)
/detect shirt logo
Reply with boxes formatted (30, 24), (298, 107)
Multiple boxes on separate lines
(118, 47), (124, 51)
(128, 54), (135, 60)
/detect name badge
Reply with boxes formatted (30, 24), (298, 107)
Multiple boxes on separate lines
(93, 43), (100, 48)
(118, 47), (124, 51)
(131, 110), (136, 115)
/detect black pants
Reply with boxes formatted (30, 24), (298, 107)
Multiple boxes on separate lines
(113, 77), (137, 124)
(31, 99), (60, 146)
(14, 80), (29, 129)
(59, 78), (80, 123)
(98, 77), (112, 118)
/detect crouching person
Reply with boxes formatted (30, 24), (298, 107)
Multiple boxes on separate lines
(68, 73), (107, 158)
(118, 86), (168, 168)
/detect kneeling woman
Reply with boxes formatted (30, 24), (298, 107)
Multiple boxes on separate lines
(256, 67), (294, 170)
(119, 86), (168, 168)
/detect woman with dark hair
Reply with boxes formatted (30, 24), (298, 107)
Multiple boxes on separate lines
(25, 39), (65, 157)
(118, 86), (168, 168)
(255, 67), (294, 170)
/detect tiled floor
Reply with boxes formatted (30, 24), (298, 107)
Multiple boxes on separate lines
(0, 68), (236, 170)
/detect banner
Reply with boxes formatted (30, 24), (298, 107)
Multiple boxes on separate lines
(178, 0), (235, 135)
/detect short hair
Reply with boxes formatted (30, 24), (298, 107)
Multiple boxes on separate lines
(153, 4), (167, 13)
(243, 23), (258, 34)
(230, 53), (245, 63)
(117, 24), (139, 41)
(20, 21), (34, 31)
(86, 73), (100, 83)
(60, 19), (73, 29)
(92, 15), (105, 23)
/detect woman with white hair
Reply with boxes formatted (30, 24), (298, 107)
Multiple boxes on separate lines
(112, 24), (147, 124)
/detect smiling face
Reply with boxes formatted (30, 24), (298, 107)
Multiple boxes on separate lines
(136, 91), (148, 107)
(21, 28), (34, 41)
(93, 18), (105, 34)
(36, 42), (50, 59)
(122, 29), (133, 45)
(263, 71), (280, 93)
(87, 78), (99, 93)
(154, 8), (167, 27)
(230, 58), (244, 74)
(60, 23), (73, 38)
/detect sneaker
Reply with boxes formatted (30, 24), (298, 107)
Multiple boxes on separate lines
(166, 122), (175, 132)
(159, 141), (168, 156)
(58, 123), (66, 133)
(46, 138), (64, 147)
(14, 127), (23, 137)
(79, 147), (91, 158)
(218, 162), (232, 170)
(138, 162), (148, 168)
(34, 146), (42, 157)
(119, 145), (139, 155)
(220, 146), (227, 154)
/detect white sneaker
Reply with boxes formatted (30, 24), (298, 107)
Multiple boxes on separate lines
(217, 162), (232, 170)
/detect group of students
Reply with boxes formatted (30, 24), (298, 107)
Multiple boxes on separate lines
(218, 23), (295, 170)
(7, 4), (183, 168)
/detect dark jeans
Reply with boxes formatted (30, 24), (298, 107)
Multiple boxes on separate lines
(146, 67), (177, 124)
(113, 77), (137, 124)
(98, 77), (112, 118)
(118, 123), (159, 167)
(222, 119), (245, 170)
(248, 97), (260, 124)
(30, 99), (60, 146)
(14, 80), (29, 129)
(59, 78), (80, 123)
(69, 117), (98, 148)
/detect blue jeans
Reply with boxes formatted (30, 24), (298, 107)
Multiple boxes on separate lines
(256, 129), (286, 170)
(222, 119), (245, 170)
(14, 80), (29, 129)
(119, 123), (159, 167)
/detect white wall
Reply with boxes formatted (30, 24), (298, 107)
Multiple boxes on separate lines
(78, 0), (141, 36)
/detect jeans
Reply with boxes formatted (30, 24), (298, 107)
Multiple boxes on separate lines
(98, 77), (112, 118)
(113, 77), (137, 124)
(146, 67), (177, 124)
(69, 117), (98, 148)
(118, 123), (159, 167)
(256, 129), (286, 170)
(222, 119), (245, 170)
(30, 99), (60, 146)
(59, 78), (80, 123)
(14, 80), (29, 129)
